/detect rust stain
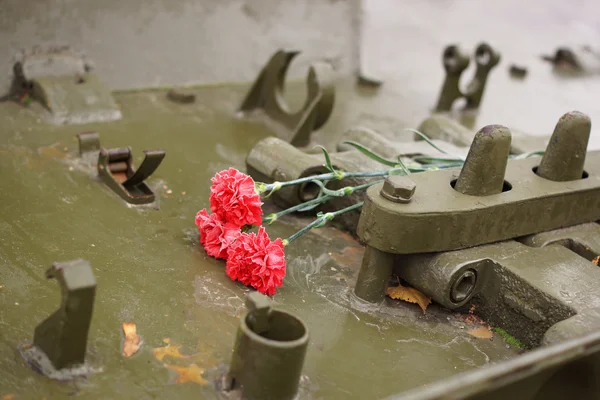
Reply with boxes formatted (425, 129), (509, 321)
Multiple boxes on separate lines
(467, 325), (493, 339)
(38, 143), (67, 160)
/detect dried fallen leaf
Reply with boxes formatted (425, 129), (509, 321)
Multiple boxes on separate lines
(386, 284), (432, 313)
(153, 342), (190, 361)
(3, 394), (16, 400)
(164, 363), (207, 385)
(467, 325), (493, 339)
(592, 256), (599, 266)
(122, 322), (141, 358)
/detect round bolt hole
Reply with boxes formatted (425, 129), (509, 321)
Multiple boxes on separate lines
(451, 269), (477, 303)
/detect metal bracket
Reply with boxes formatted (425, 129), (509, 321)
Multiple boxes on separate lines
(98, 147), (166, 205)
(357, 111), (594, 255)
(434, 43), (500, 112)
(354, 111), (596, 305)
(10, 46), (121, 124)
(239, 50), (335, 147)
(21, 259), (98, 380)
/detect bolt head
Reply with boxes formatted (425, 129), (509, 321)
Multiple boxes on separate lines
(380, 176), (416, 203)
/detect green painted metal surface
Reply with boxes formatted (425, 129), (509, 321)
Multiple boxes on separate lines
(0, 85), (518, 398)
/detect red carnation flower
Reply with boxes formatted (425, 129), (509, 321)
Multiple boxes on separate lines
(195, 209), (241, 260)
(209, 168), (263, 227)
(225, 227), (286, 295)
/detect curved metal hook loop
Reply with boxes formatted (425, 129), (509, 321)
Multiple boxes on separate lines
(239, 49), (335, 147)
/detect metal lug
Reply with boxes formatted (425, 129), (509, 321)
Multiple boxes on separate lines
(435, 42), (500, 113)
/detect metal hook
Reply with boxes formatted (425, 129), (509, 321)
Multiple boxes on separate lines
(239, 49), (335, 147)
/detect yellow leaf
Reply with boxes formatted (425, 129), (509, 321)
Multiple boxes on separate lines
(592, 256), (599, 266)
(467, 325), (493, 339)
(122, 322), (141, 358)
(386, 284), (432, 313)
(153, 342), (190, 361)
(164, 363), (207, 385)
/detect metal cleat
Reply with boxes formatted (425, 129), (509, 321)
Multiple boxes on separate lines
(20, 259), (100, 380)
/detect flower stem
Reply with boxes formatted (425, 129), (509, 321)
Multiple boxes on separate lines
(264, 180), (381, 225)
(283, 202), (364, 245)
(260, 170), (400, 195)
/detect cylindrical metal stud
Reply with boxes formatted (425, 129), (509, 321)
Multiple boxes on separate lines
(354, 246), (395, 303)
(536, 111), (591, 182)
(454, 125), (512, 196)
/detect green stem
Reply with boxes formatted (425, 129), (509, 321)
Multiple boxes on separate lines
(283, 202), (364, 245)
(264, 180), (382, 225)
(266, 194), (334, 224)
(260, 170), (400, 195)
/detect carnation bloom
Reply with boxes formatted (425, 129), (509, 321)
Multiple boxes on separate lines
(225, 227), (286, 295)
(195, 209), (241, 260)
(209, 168), (263, 227)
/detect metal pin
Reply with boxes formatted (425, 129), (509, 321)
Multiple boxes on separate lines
(536, 111), (591, 182)
(454, 125), (512, 196)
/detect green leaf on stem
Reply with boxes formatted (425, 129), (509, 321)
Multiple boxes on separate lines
(343, 141), (398, 167)
(314, 145), (336, 174)
(405, 128), (465, 161)
(395, 156), (411, 175)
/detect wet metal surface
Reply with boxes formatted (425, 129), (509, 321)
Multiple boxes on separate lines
(0, 86), (517, 398)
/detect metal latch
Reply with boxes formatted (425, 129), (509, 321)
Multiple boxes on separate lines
(98, 147), (166, 205)
(76, 132), (166, 205)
